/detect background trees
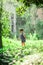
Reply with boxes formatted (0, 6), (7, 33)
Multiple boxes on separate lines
(0, 0), (43, 64)
(36, 20), (43, 39)
(16, 1), (43, 39)
(0, 0), (43, 40)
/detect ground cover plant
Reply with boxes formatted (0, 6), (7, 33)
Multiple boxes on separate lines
(0, 37), (43, 65)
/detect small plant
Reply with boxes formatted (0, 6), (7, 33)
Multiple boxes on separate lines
(29, 32), (38, 40)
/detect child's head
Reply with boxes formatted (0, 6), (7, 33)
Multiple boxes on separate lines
(20, 29), (24, 33)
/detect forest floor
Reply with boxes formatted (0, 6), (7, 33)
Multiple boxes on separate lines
(20, 53), (43, 65)
(2, 37), (43, 65)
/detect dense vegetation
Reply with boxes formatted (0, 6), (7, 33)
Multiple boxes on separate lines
(0, 0), (43, 65)
(0, 37), (43, 65)
(0, 0), (43, 39)
(17, 0), (43, 6)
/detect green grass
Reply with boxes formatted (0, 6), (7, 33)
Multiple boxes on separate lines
(2, 37), (43, 55)
(0, 37), (43, 65)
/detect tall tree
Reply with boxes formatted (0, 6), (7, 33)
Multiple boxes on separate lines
(0, 1), (3, 65)
(0, 0), (3, 49)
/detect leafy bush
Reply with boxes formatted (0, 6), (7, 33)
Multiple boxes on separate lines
(26, 32), (38, 40)
(36, 20), (43, 39)
(2, 10), (10, 37)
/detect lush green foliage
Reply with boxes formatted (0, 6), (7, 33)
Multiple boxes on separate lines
(17, 0), (43, 6)
(36, 20), (43, 39)
(0, 0), (43, 64)
(16, 4), (43, 39)
(0, 0), (43, 39)
(2, 37), (43, 53)
(2, 10), (10, 37)
(0, 37), (43, 64)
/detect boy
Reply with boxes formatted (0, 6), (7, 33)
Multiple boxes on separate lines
(20, 29), (26, 46)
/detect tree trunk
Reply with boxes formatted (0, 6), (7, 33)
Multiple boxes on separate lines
(0, 1), (3, 65)
(0, 0), (3, 48)
(0, 23), (2, 48)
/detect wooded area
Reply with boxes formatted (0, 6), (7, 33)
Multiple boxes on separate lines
(0, 0), (43, 65)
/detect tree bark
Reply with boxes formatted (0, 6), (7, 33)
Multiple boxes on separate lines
(0, 23), (3, 48)
(0, 0), (3, 48)
(0, 0), (3, 63)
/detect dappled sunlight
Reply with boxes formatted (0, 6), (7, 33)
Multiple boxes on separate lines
(1, 37), (43, 65)
(0, 0), (43, 65)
